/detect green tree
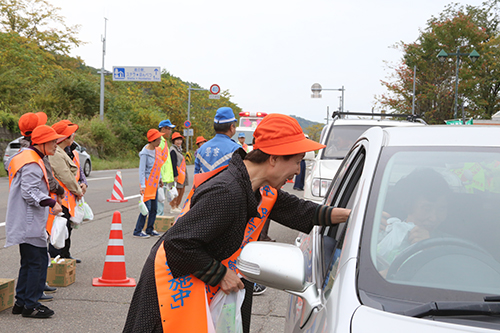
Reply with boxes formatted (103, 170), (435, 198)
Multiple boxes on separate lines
(0, 0), (83, 55)
(377, 0), (500, 123)
(304, 123), (324, 143)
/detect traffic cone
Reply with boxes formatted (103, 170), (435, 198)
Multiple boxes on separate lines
(107, 170), (128, 202)
(93, 211), (136, 287)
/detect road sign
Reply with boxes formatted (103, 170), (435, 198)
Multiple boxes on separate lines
(210, 84), (220, 95)
(112, 66), (161, 82)
(209, 94), (220, 99)
(183, 129), (194, 137)
(184, 120), (191, 128)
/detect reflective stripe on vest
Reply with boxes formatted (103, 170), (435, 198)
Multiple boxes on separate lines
(177, 157), (186, 185)
(144, 145), (169, 202)
(155, 169), (278, 332)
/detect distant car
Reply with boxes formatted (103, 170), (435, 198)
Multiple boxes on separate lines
(3, 137), (92, 177)
(238, 125), (500, 332)
(304, 112), (425, 204)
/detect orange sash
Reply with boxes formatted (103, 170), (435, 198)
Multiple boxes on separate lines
(73, 150), (80, 182)
(144, 145), (169, 201)
(155, 174), (277, 332)
(177, 157), (186, 185)
(8, 149), (49, 188)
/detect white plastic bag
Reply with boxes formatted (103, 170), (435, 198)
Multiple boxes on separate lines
(166, 184), (178, 202)
(139, 195), (149, 216)
(377, 217), (415, 260)
(50, 214), (68, 249)
(82, 199), (94, 221)
(209, 289), (245, 333)
(157, 186), (165, 203)
(71, 199), (85, 224)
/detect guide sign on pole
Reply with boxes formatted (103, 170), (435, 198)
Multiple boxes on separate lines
(112, 67), (161, 82)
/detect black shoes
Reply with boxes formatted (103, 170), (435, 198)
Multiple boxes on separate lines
(12, 303), (23, 315)
(21, 304), (55, 318)
(44, 283), (57, 294)
(253, 283), (267, 295)
(68, 256), (82, 263)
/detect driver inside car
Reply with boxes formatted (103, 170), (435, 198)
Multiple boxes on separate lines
(377, 168), (451, 271)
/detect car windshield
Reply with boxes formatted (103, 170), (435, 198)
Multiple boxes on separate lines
(322, 125), (373, 159)
(359, 146), (500, 308)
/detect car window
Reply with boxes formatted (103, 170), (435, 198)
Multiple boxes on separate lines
(322, 125), (373, 160)
(359, 147), (500, 307)
(321, 146), (365, 298)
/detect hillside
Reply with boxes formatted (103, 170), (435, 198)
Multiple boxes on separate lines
(290, 115), (322, 130)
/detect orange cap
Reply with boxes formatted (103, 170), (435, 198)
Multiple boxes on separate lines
(52, 120), (78, 138)
(253, 114), (325, 155)
(31, 125), (66, 145)
(147, 129), (163, 142)
(18, 113), (39, 136)
(171, 132), (184, 141)
(195, 136), (207, 145)
(35, 112), (47, 126)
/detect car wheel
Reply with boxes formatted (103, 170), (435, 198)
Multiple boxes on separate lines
(84, 160), (91, 177)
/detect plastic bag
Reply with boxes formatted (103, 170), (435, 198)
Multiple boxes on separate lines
(377, 217), (415, 261)
(70, 199), (85, 224)
(166, 184), (178, 202)
(139, 195), (149, 216)
(50, 214), (68, 249)
(209, 289), (245, 333)
(83, 199), (94, 221)
(157, 186), (165, 203)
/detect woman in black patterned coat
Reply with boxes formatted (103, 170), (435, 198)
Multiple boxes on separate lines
(123, 114), (350, 333)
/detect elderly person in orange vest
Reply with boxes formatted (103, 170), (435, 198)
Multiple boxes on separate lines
(134, 129), (170, 238)
(5, 125), (64, 318)
(123, 114), (351, 333)
(47, 121), (83, 261)
(169, 132), (188, 213)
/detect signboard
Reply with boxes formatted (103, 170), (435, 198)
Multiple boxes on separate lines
(210, 84), (220, 95)
(183, 129), (194, 137)
(112, 66), (161, 82)
(184, 120), (191, 128)
(445, 118), (473, 125)
(209, 94), (220, 99)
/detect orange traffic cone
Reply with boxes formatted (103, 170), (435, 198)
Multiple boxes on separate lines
(93, 211), (136, 287)
(107, 170), (128, 202)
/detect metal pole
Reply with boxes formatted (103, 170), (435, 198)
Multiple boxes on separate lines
(341, 86), (345, 112)
(326, 106), (329, 125)
(187, 84), (192, 152)
(411, 65), (416, 115)
(99, 18), (107, 121)
(454, 46), (460, 120)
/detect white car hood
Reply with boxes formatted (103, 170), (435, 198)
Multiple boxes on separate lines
(352, 305), (497, 332)
(315, 159), (343, 180)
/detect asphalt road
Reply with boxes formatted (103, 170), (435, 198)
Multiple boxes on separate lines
(0, 165), (305, 332)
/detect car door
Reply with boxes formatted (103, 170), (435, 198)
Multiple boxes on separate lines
(285, 142), (367, 333)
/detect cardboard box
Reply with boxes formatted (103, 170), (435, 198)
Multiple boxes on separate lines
(154, 215), (175, 232)
(0, 278), (15, 312)
(46, 258), (76, 287)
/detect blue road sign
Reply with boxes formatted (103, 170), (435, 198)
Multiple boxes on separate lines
(112, 66), (161, 82)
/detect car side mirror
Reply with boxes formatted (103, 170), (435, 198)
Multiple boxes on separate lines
(237, 242), (322, 328)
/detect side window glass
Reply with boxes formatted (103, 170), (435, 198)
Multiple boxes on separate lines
(321, 149), (365, 298)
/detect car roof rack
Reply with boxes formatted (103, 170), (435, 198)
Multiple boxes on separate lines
(332, 111), (424, 123)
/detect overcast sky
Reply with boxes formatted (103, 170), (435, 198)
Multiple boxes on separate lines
(49, 0), (483, 124)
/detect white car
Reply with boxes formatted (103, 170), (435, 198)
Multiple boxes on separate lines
(238, 125), (500, 332)
(304, 113), (425, 204)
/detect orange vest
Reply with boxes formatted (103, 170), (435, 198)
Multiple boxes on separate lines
(144, 145), (169, 201)
(177, 157), (186, 185)
(154, 166), (277, 332)
(8, 149), (49, 189)
(73, 150), (80, 182)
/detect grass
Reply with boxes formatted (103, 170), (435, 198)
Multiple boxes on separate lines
(0, 155), (140, 178)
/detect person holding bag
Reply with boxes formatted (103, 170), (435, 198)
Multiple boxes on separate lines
(5, 125), (64, 318)
(169, 132), (188, 213)
(133, 129), (170, 238)
(123, 114), (351, 333)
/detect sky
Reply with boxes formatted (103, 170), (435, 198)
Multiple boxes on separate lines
(47, 0), (484, 124)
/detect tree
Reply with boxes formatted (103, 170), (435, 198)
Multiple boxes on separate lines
(0, 0), (83, 55)
(377, 0), (500, 123)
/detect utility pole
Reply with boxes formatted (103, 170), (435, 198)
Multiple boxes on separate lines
(99, 18), (108, 121)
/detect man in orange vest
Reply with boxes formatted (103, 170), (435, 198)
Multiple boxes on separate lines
(123, 114), (351, 333)
(5, 125), (64, 318)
